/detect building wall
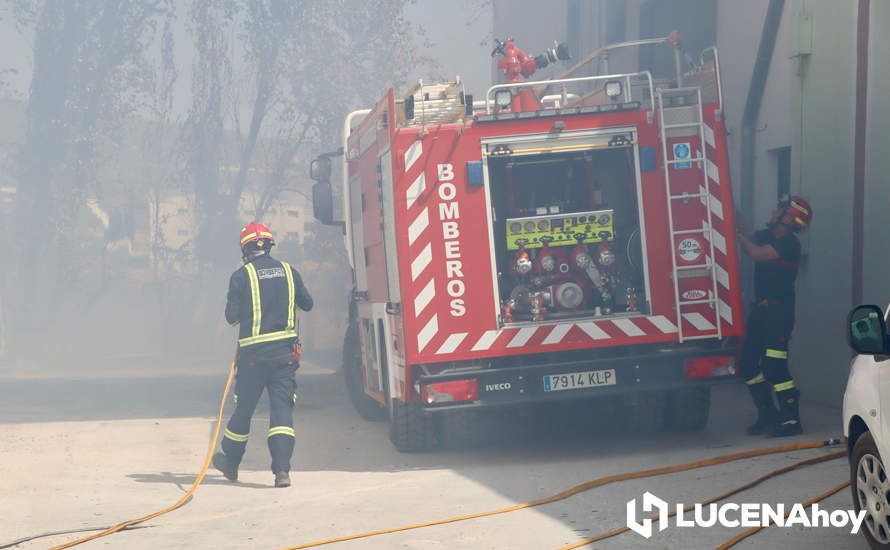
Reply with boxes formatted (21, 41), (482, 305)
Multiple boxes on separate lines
(787, 0), (857, 406)
(863, 0), (890, 304)
(715, 0), (856, 406)
(716, 0), (795, 224)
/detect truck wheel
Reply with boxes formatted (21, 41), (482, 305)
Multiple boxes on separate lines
(851, 431), (890, 549)
(342, 321), (386, 421)
(389, 398), (434, 452)
(623, 391), (667, 433)
(666, 387), (711, 432)
(438, 409), (483, 450)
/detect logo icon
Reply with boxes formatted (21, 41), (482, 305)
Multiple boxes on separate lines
(672, 142), (692, 169)
(626, 491), (669, 539)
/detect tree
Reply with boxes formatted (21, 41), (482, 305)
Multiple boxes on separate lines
(181, 0), (237, 267)
(8, 0), (170, 350)
(246, 0), (434, 221)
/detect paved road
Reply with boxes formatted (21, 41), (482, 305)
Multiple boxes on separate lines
(0, 356), (866, 549)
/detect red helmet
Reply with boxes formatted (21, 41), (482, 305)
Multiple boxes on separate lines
(240, 221), (275, 252)
(779, 195), (812, 231)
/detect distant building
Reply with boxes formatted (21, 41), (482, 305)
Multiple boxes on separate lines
(148, 182), (311, 273)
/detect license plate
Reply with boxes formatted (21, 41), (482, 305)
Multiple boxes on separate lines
(543, 369), (616, 392)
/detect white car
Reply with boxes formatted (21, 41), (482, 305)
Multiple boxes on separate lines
(845, 303), (890, 548)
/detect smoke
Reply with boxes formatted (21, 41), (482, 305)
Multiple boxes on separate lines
(0, 0), (432, 370)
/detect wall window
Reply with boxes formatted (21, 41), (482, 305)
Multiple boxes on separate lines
(288, 210), (299, 218)
(774, 146), (792, 200)
(286, 231), (299, 240)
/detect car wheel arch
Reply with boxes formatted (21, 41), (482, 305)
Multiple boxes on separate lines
(848, 415), (870, 457)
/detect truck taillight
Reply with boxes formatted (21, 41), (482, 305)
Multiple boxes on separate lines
(684, 356), (736, 379)
(421, 379), (479, 405)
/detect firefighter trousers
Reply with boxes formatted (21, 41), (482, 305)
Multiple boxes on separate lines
(739, 302), (799, 421)
(221, 356), (298, 473)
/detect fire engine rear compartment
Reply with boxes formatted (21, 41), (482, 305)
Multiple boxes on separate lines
(484, 129), (648, 325)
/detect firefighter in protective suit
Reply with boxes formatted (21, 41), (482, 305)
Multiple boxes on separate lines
(213, 222), (313, 487)
(736, 195), (812, 437)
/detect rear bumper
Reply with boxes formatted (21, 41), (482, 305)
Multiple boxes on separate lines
(416, 347), (737, 411)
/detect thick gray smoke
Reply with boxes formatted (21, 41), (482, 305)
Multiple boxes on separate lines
(0, 1), (432, 370)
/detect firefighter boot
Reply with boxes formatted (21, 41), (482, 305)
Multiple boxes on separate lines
(769, 389), (803, 437)
(212, 451), (239, 481)
(274, 471), (291, 488)
(746, 382), (778, 435)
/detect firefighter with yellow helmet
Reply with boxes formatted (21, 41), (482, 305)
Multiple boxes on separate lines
(213, 222), (313, 487)
(736, 195), (812, 437)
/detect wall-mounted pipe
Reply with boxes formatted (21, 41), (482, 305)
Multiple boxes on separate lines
(852, 0), (869, 304)
(739, 0), (785, 300)
(740, 0), (785, 228)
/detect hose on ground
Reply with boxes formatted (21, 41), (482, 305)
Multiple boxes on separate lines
(42, 356), (236, 550)
(279, 438), (846, 549)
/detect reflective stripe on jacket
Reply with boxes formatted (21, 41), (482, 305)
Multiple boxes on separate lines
(225, 254), (313, 348)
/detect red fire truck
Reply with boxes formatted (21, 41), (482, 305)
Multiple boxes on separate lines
(311, 34), (743, 451)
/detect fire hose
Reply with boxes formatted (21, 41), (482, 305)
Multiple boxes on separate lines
(3, 355), (849, 549)
(278, 441), (846, 550)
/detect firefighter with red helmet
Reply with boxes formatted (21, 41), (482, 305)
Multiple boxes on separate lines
(213, 222), (313, 487)
(736, 195), (812, 437)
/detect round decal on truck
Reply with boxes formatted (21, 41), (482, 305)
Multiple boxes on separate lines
(682, 289), (709, 300)
(677, 237), (703, 263)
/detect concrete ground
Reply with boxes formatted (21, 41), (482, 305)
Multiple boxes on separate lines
(0, 355), (866, 549)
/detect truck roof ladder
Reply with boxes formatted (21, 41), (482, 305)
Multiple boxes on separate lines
(657, 86), (723, 343)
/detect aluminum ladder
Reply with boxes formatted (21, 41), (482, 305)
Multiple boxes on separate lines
(656, 86), (722, 343)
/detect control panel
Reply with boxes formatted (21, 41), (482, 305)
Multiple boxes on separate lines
(506, 209), (614, 250)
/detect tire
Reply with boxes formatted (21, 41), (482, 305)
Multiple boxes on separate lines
(623, 391), (667, 433)
(665, 386), (711, 432)
(342, 320), (386, 421)
(851, 431), (890, 549)
(388, 398), (434, 452)
(437, 409), (484, 450)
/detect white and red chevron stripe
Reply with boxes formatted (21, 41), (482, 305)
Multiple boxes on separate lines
(402, 139), (442, 354)
(432, 315), (680, 355)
